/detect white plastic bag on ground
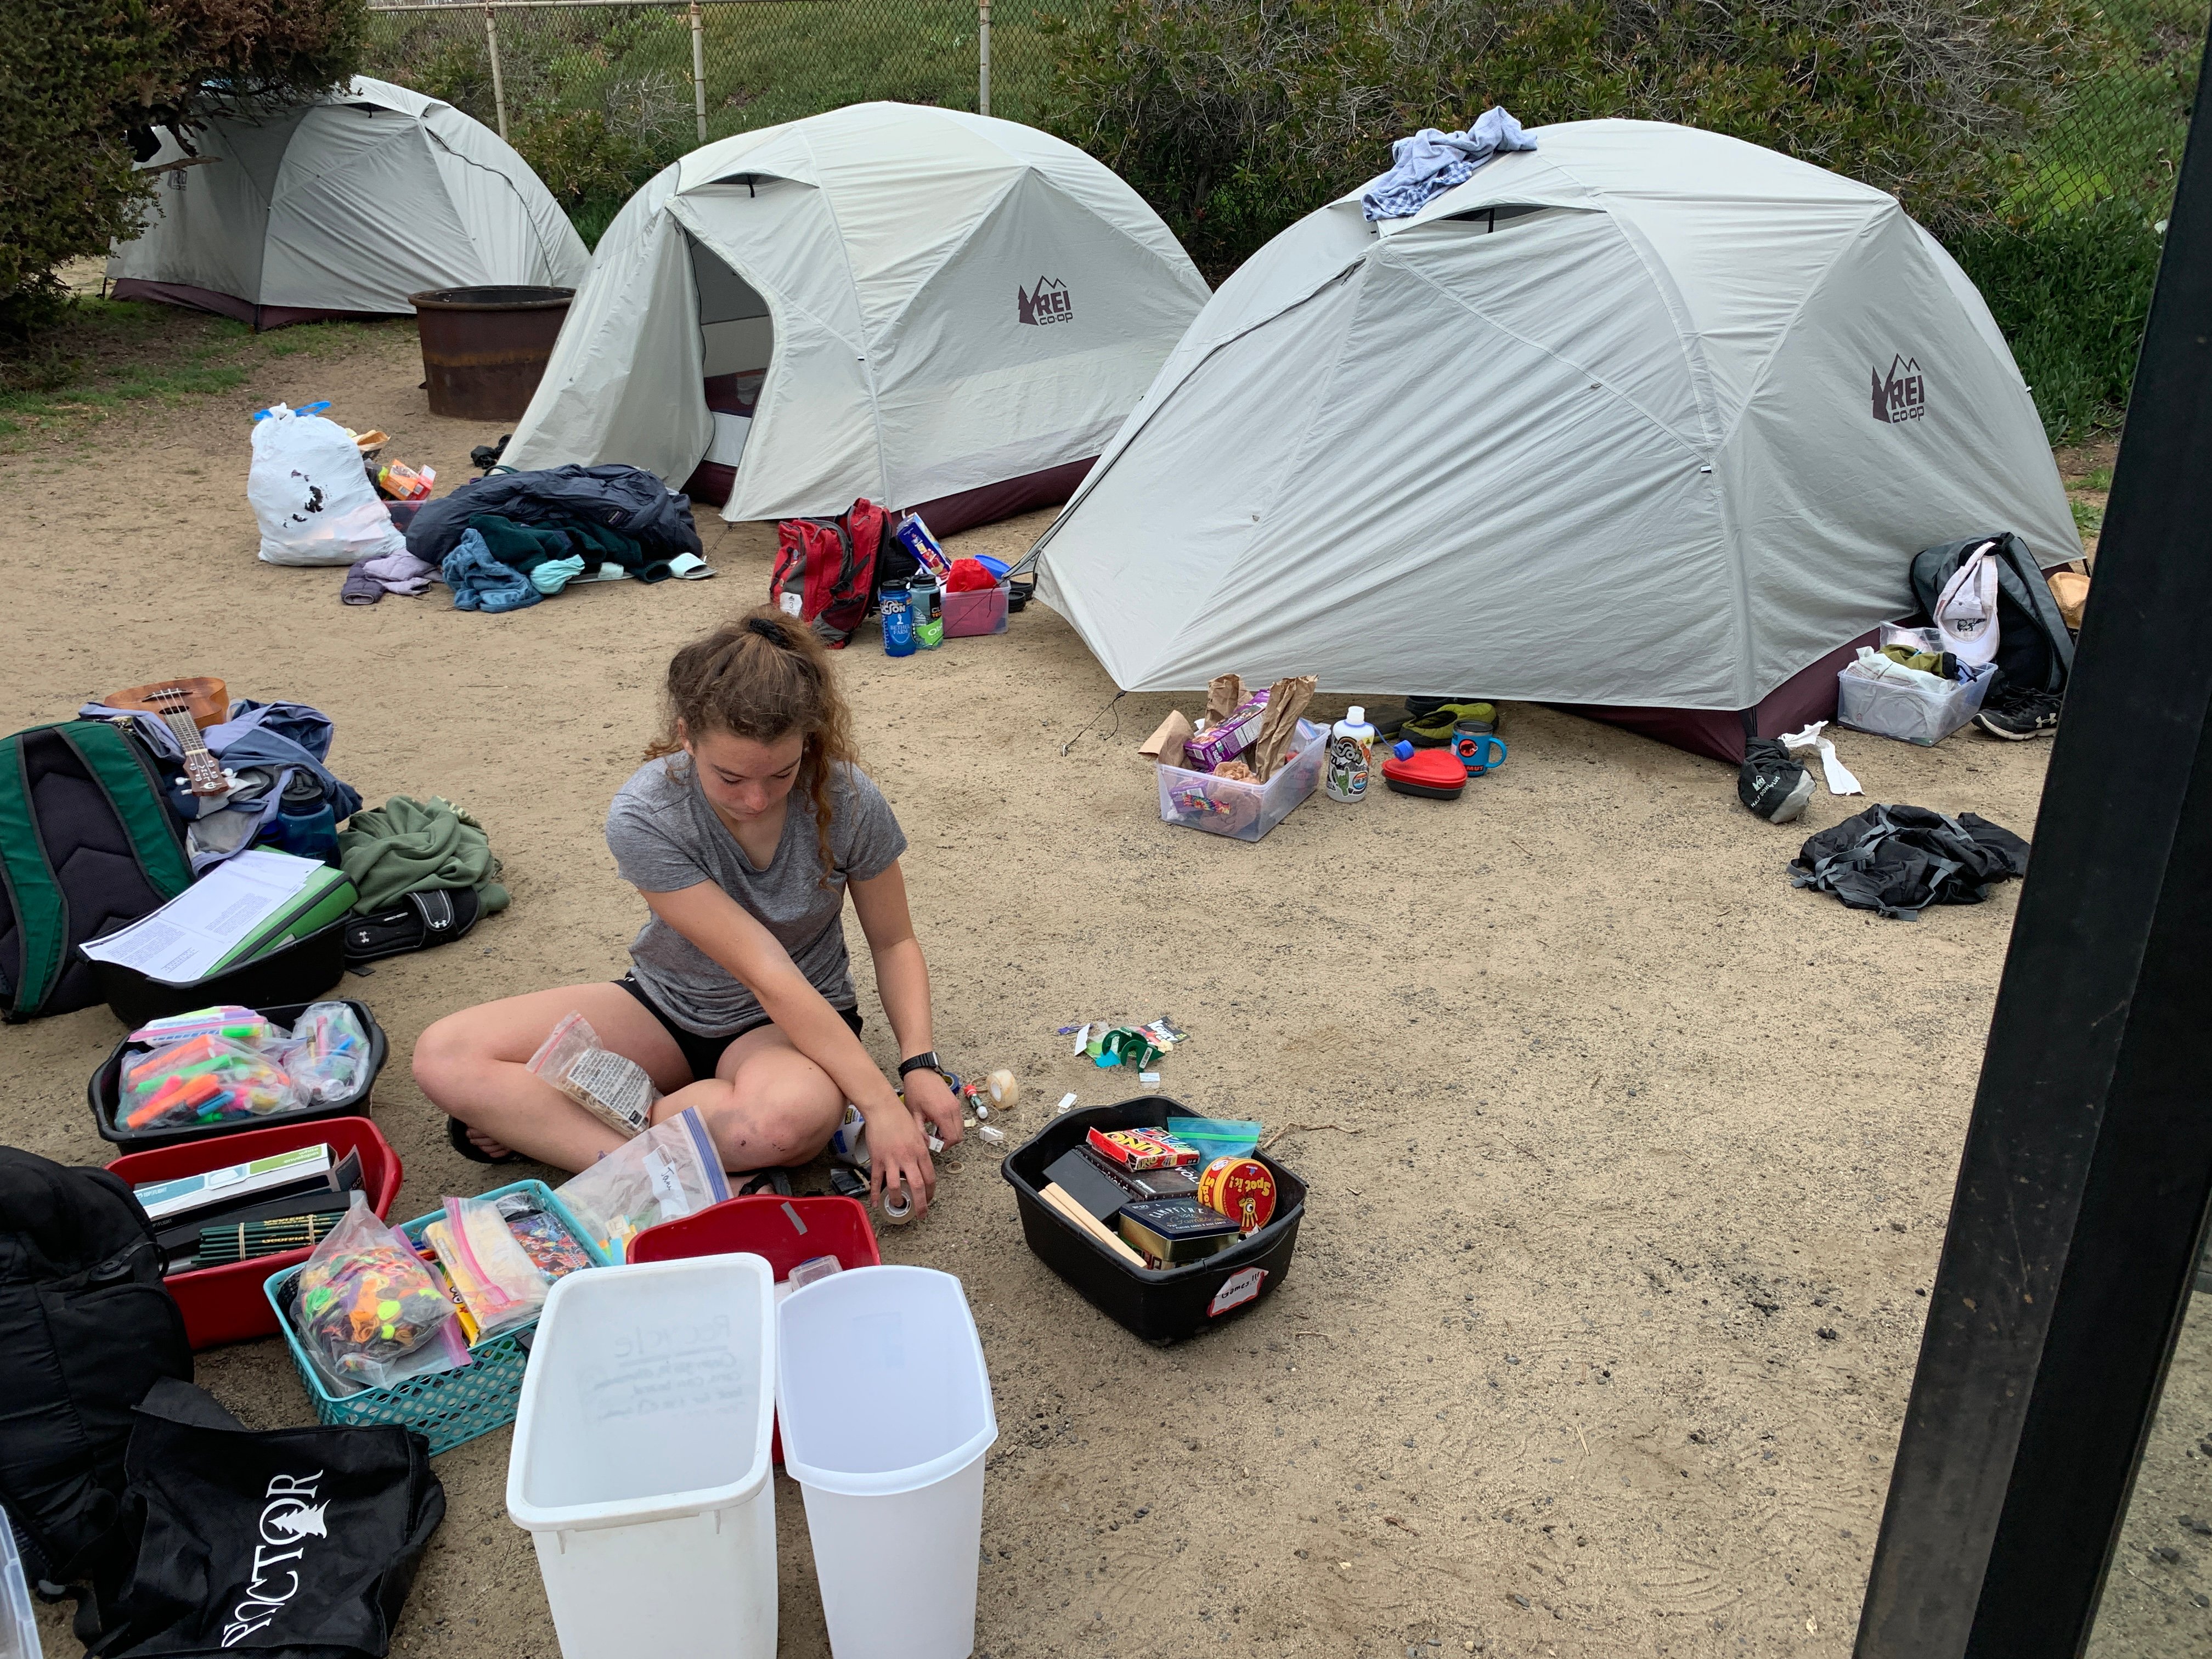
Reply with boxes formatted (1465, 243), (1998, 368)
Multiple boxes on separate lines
(248, 405), (407, 566)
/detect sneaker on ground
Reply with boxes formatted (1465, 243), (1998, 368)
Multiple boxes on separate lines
(1975, 687), (2062, 741)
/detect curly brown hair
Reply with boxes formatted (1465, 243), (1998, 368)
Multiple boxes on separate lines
(646, 607), (859, 882)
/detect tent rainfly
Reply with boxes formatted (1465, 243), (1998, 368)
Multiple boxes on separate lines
(109, 78), (589, 329)
(502, 102), (1212, 534)
(1025, 120), (2081, 761)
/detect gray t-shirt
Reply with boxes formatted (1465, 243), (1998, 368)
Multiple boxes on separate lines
(605, 756), (908, 1035)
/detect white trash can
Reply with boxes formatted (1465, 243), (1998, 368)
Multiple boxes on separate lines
(506, 1255), (777, 1659)
(777, 1265), (997, 1659)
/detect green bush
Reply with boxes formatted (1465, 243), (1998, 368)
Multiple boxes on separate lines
(1047, 0), (2098, 276)
(1953, 201), (2166, 444)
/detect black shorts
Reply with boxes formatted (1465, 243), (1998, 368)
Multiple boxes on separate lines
(614, 972), (862, 1084)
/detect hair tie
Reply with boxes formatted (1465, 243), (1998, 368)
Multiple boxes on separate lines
(747, 616), (787, 645)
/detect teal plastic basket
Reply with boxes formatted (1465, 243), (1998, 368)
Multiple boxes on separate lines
(262, 1179), (610, 1455)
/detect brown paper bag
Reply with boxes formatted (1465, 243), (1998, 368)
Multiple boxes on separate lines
(1139, 710), (1194, 769)
(1248, 675), (1316, 782)
(1206, 674), (1246, 725)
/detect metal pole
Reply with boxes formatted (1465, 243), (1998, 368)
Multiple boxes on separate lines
(689, 0), (707, 143)
(978, 0), (991, 117)
(483, 1), (509, 140)
(1854, 22), (2212, 1658)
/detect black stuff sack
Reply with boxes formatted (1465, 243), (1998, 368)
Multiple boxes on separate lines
(0, 1146), (190, 1596)
(88, 1379), (444, 1659)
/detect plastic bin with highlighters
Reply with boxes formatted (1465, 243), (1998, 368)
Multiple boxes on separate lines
(1155, 719), (1326, 842)
(777, 1266), (998, 1659)
(507, 1256), (778, 1659)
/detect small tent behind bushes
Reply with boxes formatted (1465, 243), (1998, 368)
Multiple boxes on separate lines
(1028, 121), (2080, 760)
(109, 78), (589, 328)
(503, 102), (1212, 534)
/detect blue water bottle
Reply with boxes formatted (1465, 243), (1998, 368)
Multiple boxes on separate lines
(881, 586), (915, 656)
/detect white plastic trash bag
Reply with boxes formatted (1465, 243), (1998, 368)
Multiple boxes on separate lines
(247, 405), (407, 566)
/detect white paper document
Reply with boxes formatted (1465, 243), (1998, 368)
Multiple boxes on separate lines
(78, 849), (321, 985)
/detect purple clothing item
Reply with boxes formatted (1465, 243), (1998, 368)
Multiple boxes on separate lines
(341, 562), (385, 605)
(360, 551), (436, 595)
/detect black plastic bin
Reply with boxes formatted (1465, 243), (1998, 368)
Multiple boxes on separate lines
(88, 918), (347, 1030)
(1002, 1097), (1306, 1343)
(88, 997), (388, 1152)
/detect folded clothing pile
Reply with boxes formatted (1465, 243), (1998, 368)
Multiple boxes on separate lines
(337, 795), (509, 964)
(405, 464), (713, 610)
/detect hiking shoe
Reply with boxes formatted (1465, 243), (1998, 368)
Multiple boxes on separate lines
(1975, 687), (2062, 741)
(1739, 738), (1815, 823)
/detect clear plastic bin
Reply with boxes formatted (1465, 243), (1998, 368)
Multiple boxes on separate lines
(506, 1255), (778, 1659)
(777, 1266), (997, 1659)
(1836, 655), (1992, 746)
(942, 582), (1009, 637)
(1155, 719), (1325, 842)
(0, 1508), (38, 1659)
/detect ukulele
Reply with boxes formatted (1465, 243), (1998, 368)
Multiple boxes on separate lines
(104, 677), (229, 798)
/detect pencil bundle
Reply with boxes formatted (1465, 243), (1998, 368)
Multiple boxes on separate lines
(193, 1211), (344, 1267)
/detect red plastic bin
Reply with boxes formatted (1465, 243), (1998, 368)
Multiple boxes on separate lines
(106, 1115), (402, 1350)
(629, 1193), (881, 1462)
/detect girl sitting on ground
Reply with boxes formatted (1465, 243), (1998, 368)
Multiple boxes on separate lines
(413, 606), (957, 1215)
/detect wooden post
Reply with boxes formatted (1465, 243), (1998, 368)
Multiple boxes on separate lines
(689, 0), (708, 143)
(483, 1), (509, 140)
(978, 0), (991, 117)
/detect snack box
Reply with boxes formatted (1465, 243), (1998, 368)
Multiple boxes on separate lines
(1005, 1098), (1306, 1343)
(1087, 1127), (1199, 1171)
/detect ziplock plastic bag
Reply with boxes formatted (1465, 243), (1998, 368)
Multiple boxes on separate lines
(528, 1011), (657, 1137)
(422, 1194), (548, 1341)
(494, 1190), (595, 1280)
(249, 404), (408, 567)
(120, 1035), (303, 1130)
(295, 1193), (468, 1387)
(286, 1000), (372, 1103)
(555, 1108), (731, 1260)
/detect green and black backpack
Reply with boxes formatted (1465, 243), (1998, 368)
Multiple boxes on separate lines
(0, 720), (192, 1020)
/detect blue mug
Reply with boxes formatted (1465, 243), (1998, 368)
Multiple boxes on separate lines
(1453, 731), (1508, 775)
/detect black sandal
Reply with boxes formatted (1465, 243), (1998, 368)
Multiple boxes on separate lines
(448, 1115), (523, 1165)
(735, 1167), (794, 1198)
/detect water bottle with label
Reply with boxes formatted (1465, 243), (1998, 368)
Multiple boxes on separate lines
(881, 586), (915, 656)
(1325, 706), (1377, 802)
(910, 578), (945, 650)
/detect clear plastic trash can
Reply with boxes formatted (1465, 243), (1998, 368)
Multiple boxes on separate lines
(506, 1255), (777, 1659)
(777, 1266), (997, 1659)
(0, 1508), (40, 1659)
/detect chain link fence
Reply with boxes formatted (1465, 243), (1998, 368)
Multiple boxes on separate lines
(2021, 0), (2203, 223)
(365, 0), (1070, 152)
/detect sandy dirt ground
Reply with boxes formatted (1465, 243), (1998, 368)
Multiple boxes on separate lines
(5, 318), (2204, 1658)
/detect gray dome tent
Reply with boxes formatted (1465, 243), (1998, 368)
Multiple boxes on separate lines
(110, 78), (588, 329)
(1026, 121), (2079, 760)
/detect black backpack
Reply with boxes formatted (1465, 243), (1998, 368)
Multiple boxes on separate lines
(1910, 533), (2075, 696)
(0, 720), (194, 1020)
(0, 1148), (191, 1598)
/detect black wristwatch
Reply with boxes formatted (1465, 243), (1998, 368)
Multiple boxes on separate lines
(897, 1051), (941, 1080)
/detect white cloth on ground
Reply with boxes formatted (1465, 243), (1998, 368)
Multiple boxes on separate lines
(1779, 720), (1864, 797)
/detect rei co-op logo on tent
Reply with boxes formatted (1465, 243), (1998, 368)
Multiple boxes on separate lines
(222, 1472), (331, 1647)
(1018, 276), (1073, 326)
(1872, 354), (1928, 424)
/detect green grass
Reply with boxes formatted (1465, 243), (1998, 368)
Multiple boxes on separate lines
(0, 299), (391, 444)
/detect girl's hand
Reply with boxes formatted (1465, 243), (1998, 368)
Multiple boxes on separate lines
(866, 1102), (937, 1216)
(902, 1068), (964, 1147)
